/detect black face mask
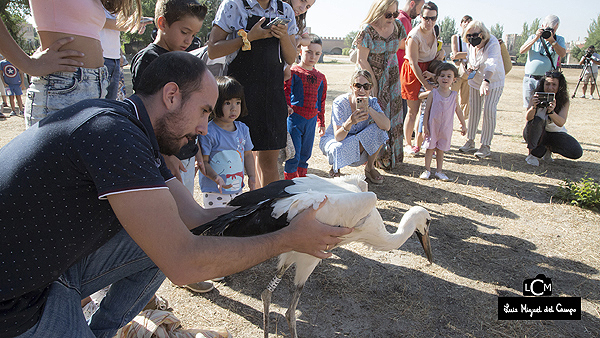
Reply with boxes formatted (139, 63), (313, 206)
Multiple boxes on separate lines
(468, 36), (482, 47)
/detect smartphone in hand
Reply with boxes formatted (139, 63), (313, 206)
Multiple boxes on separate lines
(356, 96), (368, 111)
(264, 17), (291, 29)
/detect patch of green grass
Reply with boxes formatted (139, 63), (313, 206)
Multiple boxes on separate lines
(555, 174), (600, 212)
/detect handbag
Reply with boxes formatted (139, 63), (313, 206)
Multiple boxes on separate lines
(499, 39), (512, 75)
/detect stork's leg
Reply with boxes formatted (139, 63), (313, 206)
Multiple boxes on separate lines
(285, 284), (304, 338)
(261, 264), (290, 338)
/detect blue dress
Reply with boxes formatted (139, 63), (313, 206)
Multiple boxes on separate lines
(319, 94), (389, 171)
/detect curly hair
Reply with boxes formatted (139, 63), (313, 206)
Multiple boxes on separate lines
(534, 71), (569, 113)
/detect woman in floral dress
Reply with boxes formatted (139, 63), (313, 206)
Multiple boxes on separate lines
(355, 0), (406, 169)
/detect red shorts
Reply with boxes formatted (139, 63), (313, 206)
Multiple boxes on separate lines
(400, 59), (431, 101)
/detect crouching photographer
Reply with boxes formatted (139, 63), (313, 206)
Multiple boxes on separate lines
(523, 71), (582, 166)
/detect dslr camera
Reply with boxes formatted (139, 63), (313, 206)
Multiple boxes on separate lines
(523, 274), (552, 296)
(535, 92), (554, 109)
(541, 27), (554, 39)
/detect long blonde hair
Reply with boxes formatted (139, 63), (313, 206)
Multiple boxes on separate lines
(103, 0), (143, 32)
(362, 0), (398, 25)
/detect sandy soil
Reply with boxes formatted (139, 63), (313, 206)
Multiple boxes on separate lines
(1, 59), (598, 338)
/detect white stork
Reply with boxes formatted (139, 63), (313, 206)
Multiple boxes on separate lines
(192, 174), (432, 338)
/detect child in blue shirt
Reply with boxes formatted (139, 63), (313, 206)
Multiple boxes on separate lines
(199, 76), (256, 208)
(0, 59), (25, 117)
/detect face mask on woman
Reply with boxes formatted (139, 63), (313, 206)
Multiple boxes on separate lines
(468, 36), (482, 47)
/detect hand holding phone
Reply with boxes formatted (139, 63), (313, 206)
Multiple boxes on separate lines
(264, 17), (291, 29)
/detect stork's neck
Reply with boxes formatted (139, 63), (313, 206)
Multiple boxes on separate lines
(355, 210), (417, 251)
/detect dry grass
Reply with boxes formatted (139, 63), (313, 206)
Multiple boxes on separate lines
(1, 59), (598, 337)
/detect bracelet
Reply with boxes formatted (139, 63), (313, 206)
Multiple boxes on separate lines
(551, 41), (557, 46)
(342, 123), (351, 132)
(483, 78), (490, 83)
(237, 29), (251, 51)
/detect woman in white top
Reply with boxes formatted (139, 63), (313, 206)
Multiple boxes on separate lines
(400, 1), (443, 156)
(523, 71), (582, 166)
(456, 20), (504, 158)
(450, 14), (472, 118)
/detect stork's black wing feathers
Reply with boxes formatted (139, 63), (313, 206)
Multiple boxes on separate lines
(227, 179), (295, 207)
(190, 179), (296, 237)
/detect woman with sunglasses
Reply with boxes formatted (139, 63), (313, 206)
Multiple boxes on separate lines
(456, 20), (505, 158)
(400, 1), (444, 157)
(319, 69), (390, 183)
(523, 71), (582, 166)
(354, 0), (406, 170)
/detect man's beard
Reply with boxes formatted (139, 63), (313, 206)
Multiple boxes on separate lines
(409, 8), (419, 20)
(154, 109), (195, 156)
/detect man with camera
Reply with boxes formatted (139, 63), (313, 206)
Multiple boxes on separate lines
(519, 15), (566, 108)
(578, 46), (600, 99)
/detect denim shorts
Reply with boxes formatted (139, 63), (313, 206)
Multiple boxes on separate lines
(24, 67), (108, 128)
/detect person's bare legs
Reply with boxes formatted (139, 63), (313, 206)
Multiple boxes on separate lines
(15, 95), (23, 111)
(255, 150), (280, 188)
(435, 149), (445, 173)
(364, 143), (383, 181)
(404, 99), (421, 147)
(424, 148), (434, 172)
(582, 83), (588, 97)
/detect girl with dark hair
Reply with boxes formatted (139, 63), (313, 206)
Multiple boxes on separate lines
(523, 71), (582, 166)
(319, 69), (390, 183)
(198, 76), (256, 206)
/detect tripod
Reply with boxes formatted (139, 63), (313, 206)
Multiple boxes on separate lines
(572, 58), (600, 99)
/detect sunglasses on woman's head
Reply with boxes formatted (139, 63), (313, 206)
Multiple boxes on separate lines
(422, 16), (437, 22)
(545, 71), (562, 78)
(385, 11), (399, 19)
(353, 82), (372, 90)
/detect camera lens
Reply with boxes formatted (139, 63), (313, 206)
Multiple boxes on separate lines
(541, 30), (552, 39)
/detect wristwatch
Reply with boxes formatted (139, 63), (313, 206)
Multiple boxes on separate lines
(551, 41), (557, 46)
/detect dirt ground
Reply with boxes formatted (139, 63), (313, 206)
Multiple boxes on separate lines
(1, 59), (599, 338)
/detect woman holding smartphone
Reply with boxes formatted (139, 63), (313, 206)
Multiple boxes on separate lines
(319, 69), (390, 184)
(523, 71), (582, 166)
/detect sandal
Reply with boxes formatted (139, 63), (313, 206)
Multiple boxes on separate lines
(364, 167), (383, 184)
(329, 167), (341, 178)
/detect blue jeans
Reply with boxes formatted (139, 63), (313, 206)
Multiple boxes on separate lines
(522, 76), (540, 108)
(285, 113), (317, 173)
(24, 67), (108, 128)
(16, 230), (165, 338)
(104, 58), (121, 100)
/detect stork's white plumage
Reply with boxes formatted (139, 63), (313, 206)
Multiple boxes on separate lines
(192, 174), (432, 338)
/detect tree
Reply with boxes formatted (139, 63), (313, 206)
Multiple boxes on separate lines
(490, 23), (504, 40)
(344, 30), (359, 48)
(585, 14), (600, 51)
(0, 0), (31, 52)
(438, 17), (456, 44)
(514, 18), (541, 63)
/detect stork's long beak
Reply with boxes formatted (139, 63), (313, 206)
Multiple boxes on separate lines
(416, 229), (433, 263)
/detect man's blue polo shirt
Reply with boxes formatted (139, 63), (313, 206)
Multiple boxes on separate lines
(524, 34), (566, 76)
(0, 95), (174, 337)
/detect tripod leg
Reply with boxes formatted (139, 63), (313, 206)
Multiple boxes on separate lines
(572, 65), (586, 98)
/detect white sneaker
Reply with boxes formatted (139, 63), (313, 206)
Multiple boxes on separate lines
(435, 172), (450, 181)
(459, 140), (476, 152)
(542, 151), (553, 162)
(474, 145), (491, 158)
(580, 94), (587, 98)
(590, 96), (595, 100)
(525, 154), (539, 166)
(419, 170), (431, 179)
(404, 145), (416, 156)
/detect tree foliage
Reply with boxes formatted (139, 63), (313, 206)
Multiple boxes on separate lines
(490, 23), (504, 40)
(0, 0), (31, 52)
(514, 18), (541, 63)
(344, 30), (358, 48)
(438, 17), (456, 44)
(571, 14), (600, 61)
